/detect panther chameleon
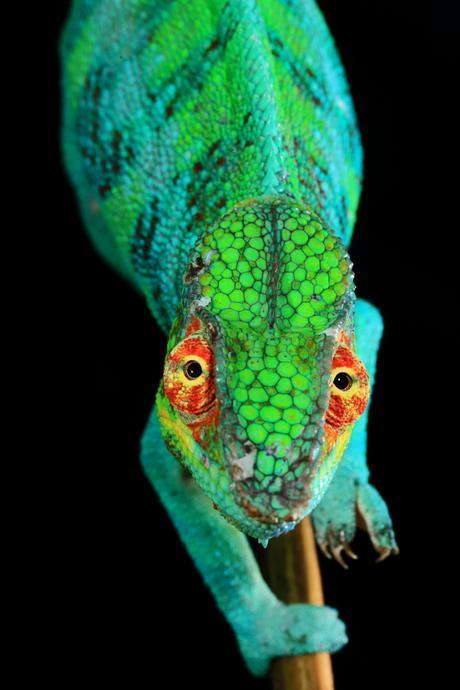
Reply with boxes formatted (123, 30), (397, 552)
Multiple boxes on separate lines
(61, 0), (398, 676)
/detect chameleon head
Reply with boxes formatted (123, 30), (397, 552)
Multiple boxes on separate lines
(156, 197), (370, 541)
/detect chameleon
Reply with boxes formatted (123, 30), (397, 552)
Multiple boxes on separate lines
(61, 0), (398, 676)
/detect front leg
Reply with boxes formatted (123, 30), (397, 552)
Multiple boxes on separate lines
(141, 409), (347, 676)
(313, 299), (398, 565)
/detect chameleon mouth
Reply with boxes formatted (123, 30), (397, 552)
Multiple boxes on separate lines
(230, 420), (328, 528)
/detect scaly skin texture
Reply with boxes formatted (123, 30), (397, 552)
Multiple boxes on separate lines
(61, 0), (398, 675)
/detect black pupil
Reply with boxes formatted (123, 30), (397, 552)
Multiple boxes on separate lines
(333, 372), (353, 391)
(185, 360), (203, 380)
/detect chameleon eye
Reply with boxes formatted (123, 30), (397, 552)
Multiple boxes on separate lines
(184, 360), (203, 380)
(163, 331), (216, 418)
(333, 372), (353, 391)
(325, 344), (370, 434)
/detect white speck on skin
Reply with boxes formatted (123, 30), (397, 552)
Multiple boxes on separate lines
(195, 296), (211, 308)
(203, 249), (216, 265)
(232, 447), (257, 480)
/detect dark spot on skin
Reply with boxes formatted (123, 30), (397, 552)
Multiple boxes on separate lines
(244, 140), (254, 148)
(148, 93), (157, 103)
(194, 212), (205, 223)
(216, 156), (226, 167)
(111, 130), (122, 173)
(135, 213), (144, 237)
(165, 105), (174, 118)
(216, 197), (226, 209)
(112, 130), (122, 150)
(193, 161), (204, 173)
(208, 140), (221, 156)
(185, 256), (205, 283)
(98, 183), (111, 198)
(205, 38), (220, 53)
(243, 112), (251, 124)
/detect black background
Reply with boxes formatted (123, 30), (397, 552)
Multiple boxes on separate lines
(40, 2), (455, 688)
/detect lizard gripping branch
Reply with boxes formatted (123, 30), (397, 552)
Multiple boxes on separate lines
(61, 0), (398, 679)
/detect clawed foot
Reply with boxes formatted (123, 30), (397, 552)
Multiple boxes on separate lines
(313, 477), (399, 568)
(237, 600), (347, 676)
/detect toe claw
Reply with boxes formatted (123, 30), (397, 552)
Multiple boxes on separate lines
(319, 541), (332, 559)
(331, 545), (349, 569)
(375, 548), (391, 563)
(375, 545), (399, 562)
(344, 543), (358, 560)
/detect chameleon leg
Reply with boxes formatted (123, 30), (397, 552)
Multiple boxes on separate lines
(141, 408), (347, 676)
(312, 299), (399, 564)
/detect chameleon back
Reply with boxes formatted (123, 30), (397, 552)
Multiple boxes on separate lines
(61, 0), (362, 331)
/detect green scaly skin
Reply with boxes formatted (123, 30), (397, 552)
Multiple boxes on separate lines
(61, 0), (398, 675)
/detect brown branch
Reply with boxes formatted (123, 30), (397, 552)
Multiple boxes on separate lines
(264, 518), (334, 690)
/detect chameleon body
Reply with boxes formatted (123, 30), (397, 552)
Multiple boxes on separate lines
(61, 0), (398, 675)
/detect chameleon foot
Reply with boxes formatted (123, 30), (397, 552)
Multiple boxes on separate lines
(236, 600), (347, 676)
(313, 475), (398, 568)
(357, 483), (399, 561)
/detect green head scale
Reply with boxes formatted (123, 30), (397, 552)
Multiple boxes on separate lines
(156, 196), (366, 542)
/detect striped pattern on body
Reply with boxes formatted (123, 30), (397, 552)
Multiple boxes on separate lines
(61, 0), (362, 331)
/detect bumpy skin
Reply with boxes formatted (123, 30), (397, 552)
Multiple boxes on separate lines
(61, 0), (397, 675)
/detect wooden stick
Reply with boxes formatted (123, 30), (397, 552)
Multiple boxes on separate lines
(264, 517), (334, 690)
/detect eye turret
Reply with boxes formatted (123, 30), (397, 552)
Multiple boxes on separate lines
(326, 345), (370, 433)
(163, 331), (215, 418)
